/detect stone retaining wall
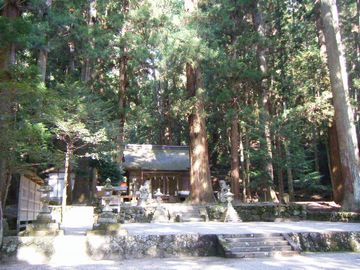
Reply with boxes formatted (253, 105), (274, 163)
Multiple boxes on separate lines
(305, 211), (360, 222)
(0, 234), (220, 261)
(118, 206), (155, 223)
(0, 236), (56, 262)
(207, 204), (307, 222)
(118, 203), (308, 223)
(285, 232), (360, 252)
(1, 231), (359, 261)
(87, 234), (220, 260)
(118, 203), (360, 223)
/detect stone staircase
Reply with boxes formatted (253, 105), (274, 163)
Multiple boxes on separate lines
(52, 206), (95, 263)
(61, 206), (94, 235)
(218, 233), (299, 258)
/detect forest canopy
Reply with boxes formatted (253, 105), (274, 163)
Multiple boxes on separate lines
(0, 0), (360, 211)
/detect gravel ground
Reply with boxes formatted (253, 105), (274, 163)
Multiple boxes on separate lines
(122, 221), (360, 235)
(1, 253), (359, 270)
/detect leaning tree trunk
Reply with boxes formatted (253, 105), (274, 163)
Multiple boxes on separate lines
(254, 0), (278, 202)
(187, 63), (215, 203)
(321, 0), (360, 211)
(316, 2), (344, 204)
(61, 144), (73, 221)
(230, 108), (241, 200)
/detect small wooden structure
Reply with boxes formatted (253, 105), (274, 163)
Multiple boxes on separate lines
(123, 144), (190, 202)
(16, 172), (43, 231)
(47, 171), (75, 204)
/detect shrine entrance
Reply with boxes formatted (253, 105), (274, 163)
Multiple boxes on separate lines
(142, 171), (189, 202)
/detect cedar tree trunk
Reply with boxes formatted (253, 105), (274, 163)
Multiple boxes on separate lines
(321, 0), (360, 211)
(230, 111), (241, 200)
(254, 0), (278, 202)
(186, 63), (215, 203)
(328, 123), (344, 203)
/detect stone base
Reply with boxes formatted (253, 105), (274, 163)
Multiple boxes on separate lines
(97, 211), (117, 224)
(89, 223), (127, 236)
(223, 205), (242, 222)
(19, 222), (63, 236)
(151, 206), (169, 223)
(36, 213), (53, 224)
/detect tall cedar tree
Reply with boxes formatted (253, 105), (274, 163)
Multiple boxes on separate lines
(321, 0), (360, 211)
(253, 0), (278, 202)
(185, 0), (215, 203)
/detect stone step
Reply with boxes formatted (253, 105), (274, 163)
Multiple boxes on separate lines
(172, 206), (208, 222)
(225, 250), (299, 258)
(224, 237), (286, 243)
(222, 233), (282, 238)
(63, 206), (94, 215)
(61, 206), (95, 235)
(227, 240), (290, 247)
(227, 245), (292, 253)
(62, 206), (94, 225)
(218, 233), (299, 259)
(180, 217), (205, 222)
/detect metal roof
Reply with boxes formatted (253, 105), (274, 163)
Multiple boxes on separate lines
(123, 144), (190, 171)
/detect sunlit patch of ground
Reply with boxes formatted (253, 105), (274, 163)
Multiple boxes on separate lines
(1, 253), (359, 270)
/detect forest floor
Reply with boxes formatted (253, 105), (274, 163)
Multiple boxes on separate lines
(294, 201), (341, 212)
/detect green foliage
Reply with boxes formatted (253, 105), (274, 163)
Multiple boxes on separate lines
(47, 79), (109, 158)
(1, 0), (349, 201)
(0, 16), (32, 47)
(0, 64), (52, 171)
(294, 171), (332, 196)
(96, 157), (122, 185)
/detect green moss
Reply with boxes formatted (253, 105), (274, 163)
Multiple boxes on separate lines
(89, 223), (127, 236)
(306, 211), (360, 222)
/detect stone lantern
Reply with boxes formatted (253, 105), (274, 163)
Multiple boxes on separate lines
(151, 188), (169, 223)
(97, 178), (117, 225)
(224, 190), (234, 207)
(36, 179), (53, 223)
(102, 178), (113, 213)
(91, 178), (127, 235)
(223, 190), (241, 223)
(154, 188), (163, 205)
